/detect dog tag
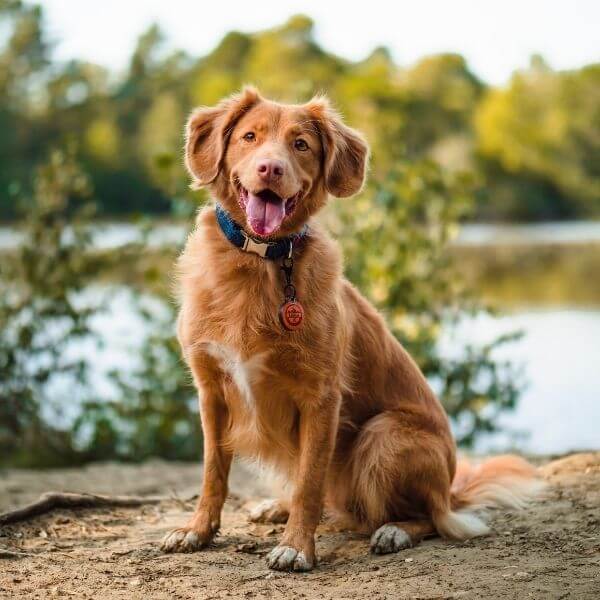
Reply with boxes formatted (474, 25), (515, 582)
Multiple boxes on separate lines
(279, 300), (304, 331)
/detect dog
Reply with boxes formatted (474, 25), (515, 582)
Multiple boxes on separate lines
(161, 87), (542, 571)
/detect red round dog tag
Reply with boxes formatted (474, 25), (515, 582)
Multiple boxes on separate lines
(279, 300), (304, 331)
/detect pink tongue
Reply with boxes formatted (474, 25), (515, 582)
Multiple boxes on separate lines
(246, 192), (285, 236)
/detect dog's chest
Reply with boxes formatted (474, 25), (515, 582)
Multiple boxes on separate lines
(184, 255), (323, 403)
(202, 341), (261, 407)
(202, 338), (300, 464)
(197, 275), (306, 426)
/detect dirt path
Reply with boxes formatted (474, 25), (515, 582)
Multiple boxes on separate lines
(1, 453), (599, 599)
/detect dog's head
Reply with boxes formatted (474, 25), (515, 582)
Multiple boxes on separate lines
(185, 87), (369, 238)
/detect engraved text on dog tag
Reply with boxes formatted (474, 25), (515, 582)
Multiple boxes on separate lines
(279, 300), (304, 331)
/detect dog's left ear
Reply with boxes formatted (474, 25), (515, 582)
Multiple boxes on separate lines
(185, 86), (261, 188)
(306, 96), (370, 198)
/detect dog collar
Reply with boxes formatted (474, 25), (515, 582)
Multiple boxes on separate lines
(215, 204), (308, 260)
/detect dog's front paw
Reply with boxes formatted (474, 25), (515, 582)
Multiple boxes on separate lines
(370, 523), (412, 554)
(249, 499), (289, 524)
(266, 544), (314, 572)
(160, 527), (212, 553)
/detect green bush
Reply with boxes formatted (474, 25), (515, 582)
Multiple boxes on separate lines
(329, 160), (523, 446)
(0, 150), (197, 466)
(0, 149), (100, 466)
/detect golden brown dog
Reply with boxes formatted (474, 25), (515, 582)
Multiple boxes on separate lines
(161, 87), (542, 571)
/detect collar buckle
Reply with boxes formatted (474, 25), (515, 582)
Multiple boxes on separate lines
(241, 232), (270, 258)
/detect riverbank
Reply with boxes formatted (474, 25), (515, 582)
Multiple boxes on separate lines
(1, 453), (599, 599)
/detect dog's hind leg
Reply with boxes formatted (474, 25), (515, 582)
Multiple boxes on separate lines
(345, 410), (455, 553)
(370, 520), (435, 554)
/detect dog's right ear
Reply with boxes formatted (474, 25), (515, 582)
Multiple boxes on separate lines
(305, 95), (369, 198)
(185, 87), (261, 188)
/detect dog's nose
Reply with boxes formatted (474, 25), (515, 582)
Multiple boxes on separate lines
(257, 159), (284, 182)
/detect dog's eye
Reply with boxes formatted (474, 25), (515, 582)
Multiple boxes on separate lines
(243, 132), (256, 142)
(294, 138), (309, 151)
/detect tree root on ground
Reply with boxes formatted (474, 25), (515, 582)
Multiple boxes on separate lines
(0, 492), (163, 526)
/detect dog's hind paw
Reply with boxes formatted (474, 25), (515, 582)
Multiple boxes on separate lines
(370, 524), (412, 555)
(249, 499), (289, 524)
(160, 528), (211, 553)
(266, 545), (314, 572)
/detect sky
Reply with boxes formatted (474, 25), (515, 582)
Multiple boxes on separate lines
(37, 0), (600, 85)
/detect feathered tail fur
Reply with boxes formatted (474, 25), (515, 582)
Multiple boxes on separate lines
(433, 455), (546, 540)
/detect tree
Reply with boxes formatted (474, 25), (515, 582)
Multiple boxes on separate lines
(2, 7), (598, 221)
(475, 59), (600, 219)
(0, 0), (50, 218)
(0, 148), (200, 466)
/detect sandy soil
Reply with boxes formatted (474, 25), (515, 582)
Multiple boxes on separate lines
(1, 453), (599, 599)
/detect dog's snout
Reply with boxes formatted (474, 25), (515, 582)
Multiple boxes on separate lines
(257, 159), (284, 182)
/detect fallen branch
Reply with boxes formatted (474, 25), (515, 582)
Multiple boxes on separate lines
(0, 548), (31, 559)
(0, 492), (164, 526)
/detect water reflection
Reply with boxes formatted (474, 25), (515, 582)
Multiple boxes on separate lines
(439, 309), (600, 454)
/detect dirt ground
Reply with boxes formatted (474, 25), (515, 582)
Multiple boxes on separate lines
(1, 453), (599, 599)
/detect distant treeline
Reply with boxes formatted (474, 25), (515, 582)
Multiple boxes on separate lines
(1, 3), (599, 221)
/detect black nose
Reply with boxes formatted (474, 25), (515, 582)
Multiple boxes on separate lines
(257, 159), (284, 182)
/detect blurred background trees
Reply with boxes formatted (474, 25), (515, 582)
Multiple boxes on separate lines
(1, 5), (598, 222)
(475, 58), (600, 220)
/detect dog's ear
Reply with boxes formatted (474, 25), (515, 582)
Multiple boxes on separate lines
(306, 96), (369, 198)
(185, 86), (261, 188)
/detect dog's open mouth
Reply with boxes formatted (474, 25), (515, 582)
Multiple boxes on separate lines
(239, 187), (299, 237)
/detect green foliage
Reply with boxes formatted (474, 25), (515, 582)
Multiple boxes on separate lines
(475, 59), (600, 219)
(328, 161), (523, 445)
(1, 6), (598, 221)
(76, 296), (200, 462)
(0, 150), (198, 466)
(0, 149), (100, 466)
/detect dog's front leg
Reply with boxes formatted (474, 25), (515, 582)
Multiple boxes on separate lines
(266, 391), (340, 571)
(161, 379), (232, 553)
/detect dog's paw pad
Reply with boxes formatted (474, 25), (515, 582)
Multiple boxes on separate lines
(266, 545), (314, 572)
(160, 528), (209, 553)
(249, 499), (289, 524)
(370, 524), (412, 555)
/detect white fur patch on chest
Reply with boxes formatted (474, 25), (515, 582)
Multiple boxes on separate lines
(203, 341), (265, 409)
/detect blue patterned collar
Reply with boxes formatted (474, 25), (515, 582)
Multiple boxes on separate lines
(215, 204), (308, 260)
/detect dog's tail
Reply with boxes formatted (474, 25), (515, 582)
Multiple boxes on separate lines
(432, 455), (545, 540)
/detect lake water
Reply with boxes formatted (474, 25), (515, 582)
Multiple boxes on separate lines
(4, 221), (600, 455)
(455, 220), (600, 246)
(438, 309), (600, 454)
(2, 220), (600, 250)
(73, 287), (599, 457)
